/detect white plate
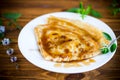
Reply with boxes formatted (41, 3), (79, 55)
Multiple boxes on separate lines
(18, 12), (117, 73)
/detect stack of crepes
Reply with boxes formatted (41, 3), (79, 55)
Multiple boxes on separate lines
(34, 16), (109, 62)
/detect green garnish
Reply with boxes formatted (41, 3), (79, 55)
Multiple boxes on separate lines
(1, 12), (22, 30)
(100, 47), (109, 54)
(67, 8), (79, 13)
(110, 43), (117, 52)
(66, 2), (102, 19)
(2, 13), (21, 20)
(101, 32), (117, 54)
(103, 32), (112, 40)
(90, 9), (102, 18)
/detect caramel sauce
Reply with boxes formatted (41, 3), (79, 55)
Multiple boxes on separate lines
(89, 58), (96, 62)
(81, 60), (91, 66)
(63, 62), (82, 68)
(54, 63), (62, 67)
(41, 25), (99, 58)
(54, 58), (96, 68)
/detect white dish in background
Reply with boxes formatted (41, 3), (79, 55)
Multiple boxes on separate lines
(18, 12), (117, 73)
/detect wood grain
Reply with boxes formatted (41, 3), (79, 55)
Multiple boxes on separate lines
(0, 0), (120, 80)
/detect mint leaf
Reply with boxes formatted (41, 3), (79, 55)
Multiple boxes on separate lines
(85, 5), (91, 15)
(91, 9), (102, 18)
(81, 9), (86, 19)
(103, 32), (112, 40)
(101, 47), (109, 54)
(110, 43), (117, 52)
(79, 2), (83, 9)
(77, 8), (82, 13)
(77, 9), (85, 19)
(67, 8), (79, 13)
(2, 13), (21, 20)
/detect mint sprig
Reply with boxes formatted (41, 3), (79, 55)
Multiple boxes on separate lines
(101, 43), (117, 54)
(0, 12), (22, 38)
(0, 12), (22, 30)
(77, 3), (91, 19)
(101, 32), (117, 54)
(66, 2), (102, 19)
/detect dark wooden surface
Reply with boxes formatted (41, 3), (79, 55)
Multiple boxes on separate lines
(0, 0), (120, 80)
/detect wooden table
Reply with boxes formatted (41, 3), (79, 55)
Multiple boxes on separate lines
(0, 0), (120, 80)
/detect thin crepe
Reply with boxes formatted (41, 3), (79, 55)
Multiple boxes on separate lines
(34, 16), (109, 62)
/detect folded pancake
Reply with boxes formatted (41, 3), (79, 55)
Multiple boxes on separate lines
(34, 16), (109, 62)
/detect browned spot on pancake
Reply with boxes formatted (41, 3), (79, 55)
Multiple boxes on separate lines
(64, 49), (69, 53)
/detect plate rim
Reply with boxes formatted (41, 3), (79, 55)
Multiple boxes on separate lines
(18, 12), (117, 73)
